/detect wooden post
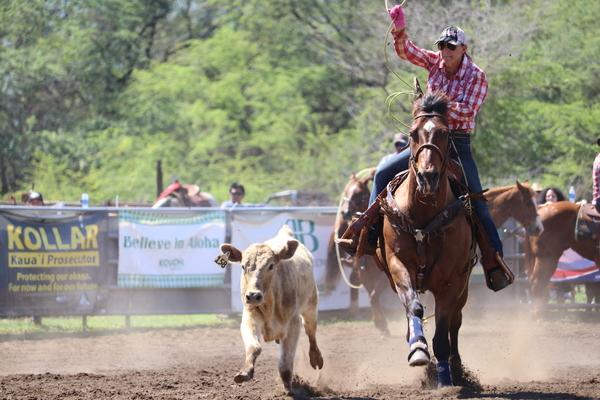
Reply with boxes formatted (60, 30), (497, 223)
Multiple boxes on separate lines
(82, 315), (88, 332)
(156, 160), (163, 198)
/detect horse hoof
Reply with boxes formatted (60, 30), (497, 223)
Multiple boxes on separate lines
(409, 349), (430, 366)
(436, 361), (452, 387)
(408, 342), (430, 367)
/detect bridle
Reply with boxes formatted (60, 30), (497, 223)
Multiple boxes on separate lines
(409, 112), (451, 187)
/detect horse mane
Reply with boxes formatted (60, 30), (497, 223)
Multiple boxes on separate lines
(485, 182), (534, 200)
(412, 91), (449, 118)
(485, 184), (516, 198)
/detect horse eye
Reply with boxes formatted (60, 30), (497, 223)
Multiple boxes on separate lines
(269, 263), (274, 270)
(241, 264), (246, 272)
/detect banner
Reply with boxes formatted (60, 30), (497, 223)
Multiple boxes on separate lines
(229, 210), (358, 312)
(0, 210), (110, 316)
(118, 210), (226, 288)
(551, 248), (600, 283)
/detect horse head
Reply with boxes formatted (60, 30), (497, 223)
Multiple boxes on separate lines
(515, 181), (543, 235)
(339, 169), (373, 222)
(409, 90), (450, 196)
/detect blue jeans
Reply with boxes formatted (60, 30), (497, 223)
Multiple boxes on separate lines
(370, 136), (503, 255)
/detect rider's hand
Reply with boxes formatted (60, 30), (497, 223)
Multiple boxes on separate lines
(388, 5), (405, 29)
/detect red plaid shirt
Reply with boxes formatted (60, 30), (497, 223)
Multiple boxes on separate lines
(397, 37), (488, 132)
(593, 153), (600, 205)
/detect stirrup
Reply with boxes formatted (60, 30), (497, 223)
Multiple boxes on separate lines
(485, 253), (514, 292)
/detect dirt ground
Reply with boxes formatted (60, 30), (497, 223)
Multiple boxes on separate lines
(1, 307), (599, 400)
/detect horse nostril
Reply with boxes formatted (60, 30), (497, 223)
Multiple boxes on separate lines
(430, 172), (439, 188)
(416, 171), (426, 187)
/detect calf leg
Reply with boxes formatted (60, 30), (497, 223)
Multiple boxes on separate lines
(301, 291), (324, 370)
(279, 315), (301, 393)
(234, 312), (262, 383)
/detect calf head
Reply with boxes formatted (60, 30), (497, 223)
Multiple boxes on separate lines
(221, 240), (299, 306)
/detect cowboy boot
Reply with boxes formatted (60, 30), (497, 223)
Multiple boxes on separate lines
(475, 217), (514, 292)
(356, 219), (381, 257)
(337, 201), (382, 256)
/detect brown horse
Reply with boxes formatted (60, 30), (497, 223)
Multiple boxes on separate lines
(379, 89), (473, 387)
(524, 201), (598, 310)
(485, 182), (543, 236)
(152, 180), (217, 207)
(325, 168), (392, 336)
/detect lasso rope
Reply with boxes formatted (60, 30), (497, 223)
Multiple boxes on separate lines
(383, 0), (413, 139)
(333, 186), (364, 290)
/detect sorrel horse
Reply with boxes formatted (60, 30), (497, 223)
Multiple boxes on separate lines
(378, 89), (473, 387)
(325, 168), (392, 335)
(524, 201), (598, 310)
(485, 182), (543, 236)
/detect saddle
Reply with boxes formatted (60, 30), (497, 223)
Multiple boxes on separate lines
(575, 203), (600, 241)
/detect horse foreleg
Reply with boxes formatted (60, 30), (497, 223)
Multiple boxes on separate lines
(530, 256), (559, 315)
(388, 255), (430, 367)
(369, 272), (391, 337)
(449, 286), (469, 385)
(432, 293), (456, 387)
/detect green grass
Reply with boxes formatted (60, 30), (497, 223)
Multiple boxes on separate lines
(0, 314), (238, 336)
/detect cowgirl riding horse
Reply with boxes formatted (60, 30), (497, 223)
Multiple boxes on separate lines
(340, 5), (513, 292)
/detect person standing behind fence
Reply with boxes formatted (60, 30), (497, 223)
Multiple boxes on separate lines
(537, 187), (565, 206)
(221, 182), (246, 209)
(22, 190), (44, 206)
(593, 139), (600, 212)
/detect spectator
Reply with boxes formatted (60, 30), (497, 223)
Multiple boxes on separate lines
(593, 138), (600, 212)
(377, 133), (409, 169)
(538, 187), (565, 206)
(22, 190), (44, 206)
(221, 182), (245, 208)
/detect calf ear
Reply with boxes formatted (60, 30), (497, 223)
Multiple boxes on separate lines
(278, 240), (299, 260)
(220, 244), (242, 262)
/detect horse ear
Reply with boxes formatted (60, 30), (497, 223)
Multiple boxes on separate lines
(414, 77), (424, 99)
(358, 167), (376, 185)
(516, 180), (524, 190)
(516, 180), (533, 199)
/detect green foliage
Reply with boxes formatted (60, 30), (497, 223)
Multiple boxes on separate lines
(3, 0), (600, 205)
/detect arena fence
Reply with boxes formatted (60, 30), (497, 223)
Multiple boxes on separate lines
(0, 205), (581, 319)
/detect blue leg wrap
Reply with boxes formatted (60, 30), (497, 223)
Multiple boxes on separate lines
(408, 315), (424, 345)
(436, 361), (452, 387)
